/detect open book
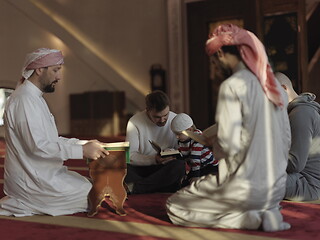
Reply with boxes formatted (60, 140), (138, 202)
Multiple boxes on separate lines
(100, 141), (130, 149)
(182, 124), (217, 146)
(99, 141), (130, 163)
(149, 140), (182, 158)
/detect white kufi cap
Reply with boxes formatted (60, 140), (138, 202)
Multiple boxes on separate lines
(171, 113), (193, 132)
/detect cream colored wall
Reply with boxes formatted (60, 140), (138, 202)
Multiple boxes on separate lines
(0, 0), (169, 135)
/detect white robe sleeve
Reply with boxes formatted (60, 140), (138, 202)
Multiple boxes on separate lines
(215, 81), (242, 158)
(11, 96), (83, 161)
(59, 136), (81, 145)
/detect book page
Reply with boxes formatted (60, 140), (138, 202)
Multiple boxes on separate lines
(202, 124), (217, 138)
(182, 124), (217, 146)
(100, 141), (130, 148)
(160, 149), (181, 157)
(182, 130), (207, 145)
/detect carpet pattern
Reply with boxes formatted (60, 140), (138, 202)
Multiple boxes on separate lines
(1, 138), (320, 240)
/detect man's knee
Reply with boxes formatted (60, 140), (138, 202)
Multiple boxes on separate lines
(166, 160), (186, 175)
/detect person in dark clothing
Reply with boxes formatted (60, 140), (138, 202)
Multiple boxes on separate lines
(276, 72), (320, 201)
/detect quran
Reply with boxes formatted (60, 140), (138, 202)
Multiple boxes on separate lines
(100, 141), (130, 163)
(149, 140), (182, 158)
(182, 124), (217, 146)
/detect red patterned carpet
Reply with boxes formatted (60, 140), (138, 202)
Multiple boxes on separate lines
(1, 138), (320, 240)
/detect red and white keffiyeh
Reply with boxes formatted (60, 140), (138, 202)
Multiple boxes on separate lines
(206, 24), (283, 107)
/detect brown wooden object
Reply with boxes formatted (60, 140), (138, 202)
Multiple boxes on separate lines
(87, 150), (127, 217)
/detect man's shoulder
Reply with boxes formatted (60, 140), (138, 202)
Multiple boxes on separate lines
(11, 90), (37, 103)
(222, 69), (260, 93)
(288, 105), (320, 131)
(129, 110), (147, 123)
(231, 68), (256, 82)
(290, 104), (319, 118)
(7, 88), (35, 106)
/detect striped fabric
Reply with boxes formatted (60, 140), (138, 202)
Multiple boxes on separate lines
(178, 129), (218, 177)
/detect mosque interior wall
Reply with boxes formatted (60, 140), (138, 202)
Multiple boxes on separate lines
(0, 0), (319, 137)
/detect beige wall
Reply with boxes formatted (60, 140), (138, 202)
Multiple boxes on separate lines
(0, 0), (169, 135)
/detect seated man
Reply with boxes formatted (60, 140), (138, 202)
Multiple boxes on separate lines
(0, 48), (108, 217)
(166, 24), (291, 232)
(125, 90), (185, 194)
(276, 72), (320, 201)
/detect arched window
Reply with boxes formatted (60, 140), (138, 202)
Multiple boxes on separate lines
(0, 88), (14, 126)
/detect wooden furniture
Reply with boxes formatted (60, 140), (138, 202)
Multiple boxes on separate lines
(70, 91), (126, 137)
(87, 143), (129, 217)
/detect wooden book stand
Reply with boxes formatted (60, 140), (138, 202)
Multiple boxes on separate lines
(87, 143), (129, 217)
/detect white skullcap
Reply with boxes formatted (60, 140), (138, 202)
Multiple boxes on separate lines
(171, 113), (194, 132)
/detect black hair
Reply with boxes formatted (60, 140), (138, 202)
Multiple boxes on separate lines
(221, 45), (241, 59)
(145, 90), (170, 112)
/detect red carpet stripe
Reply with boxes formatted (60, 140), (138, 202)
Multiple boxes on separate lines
(0, 218), (172, 240)
(0, 215), (290, 240)
(1, 142), (320, 240)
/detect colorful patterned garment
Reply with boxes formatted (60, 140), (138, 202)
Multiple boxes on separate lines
(178, 129), (218, 178)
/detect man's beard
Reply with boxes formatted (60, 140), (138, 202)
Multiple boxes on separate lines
(218, 62), (233, 79)
(156, 121), (166, 127)
(210, 55), (233, 80)
(43, 82), (56, 93)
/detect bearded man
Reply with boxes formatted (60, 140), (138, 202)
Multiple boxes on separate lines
(166, 24), (291, 232)
(0, 48), (108, 216)
(125, 90), (185, 194)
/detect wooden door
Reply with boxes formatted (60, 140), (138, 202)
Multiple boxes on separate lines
(186, 0), (261, 129)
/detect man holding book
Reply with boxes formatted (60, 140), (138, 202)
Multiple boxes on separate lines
(125, 90), (185, 194)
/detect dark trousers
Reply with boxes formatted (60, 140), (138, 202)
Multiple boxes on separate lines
(125, 159), (186, 194)
(182, 164), (218, 187)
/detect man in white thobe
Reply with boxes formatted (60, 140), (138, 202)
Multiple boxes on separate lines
(0, 48), (109, 216)
(166, 24), (291, 232)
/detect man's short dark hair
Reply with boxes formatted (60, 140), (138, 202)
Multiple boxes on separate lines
(145, 90), (170, 112)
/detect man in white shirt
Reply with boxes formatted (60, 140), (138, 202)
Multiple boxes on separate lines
(125, 90), (185, 194)
(0, 48), (108, 217)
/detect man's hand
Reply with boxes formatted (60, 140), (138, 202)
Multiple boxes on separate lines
(155, 154), (176, 164)
(83, 140), (109, 160)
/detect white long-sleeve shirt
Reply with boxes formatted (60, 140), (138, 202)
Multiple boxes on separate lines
(0, 80), (91, 217)
(126, 110), (177, 166)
